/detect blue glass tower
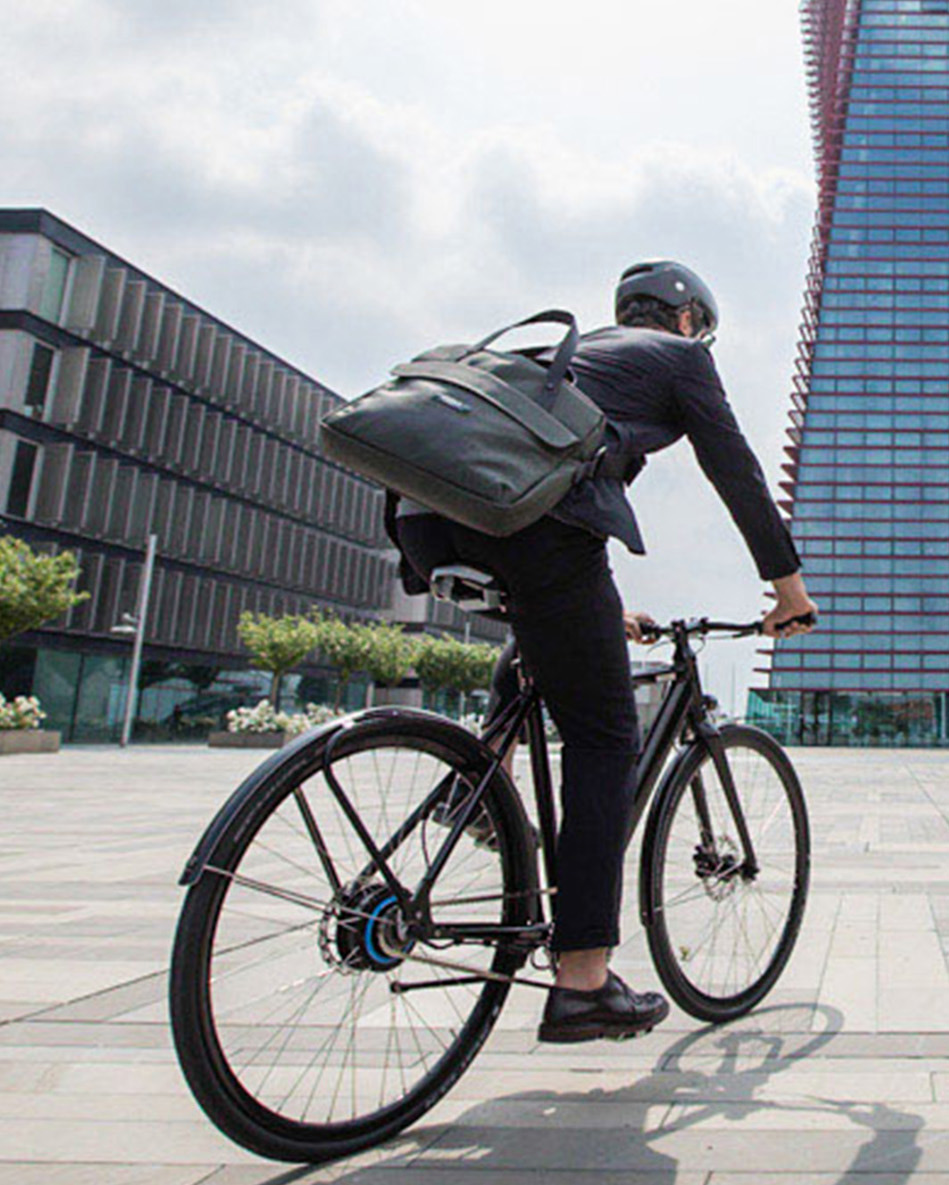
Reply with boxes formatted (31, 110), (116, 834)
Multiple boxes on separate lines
(750, 0), (949, 745)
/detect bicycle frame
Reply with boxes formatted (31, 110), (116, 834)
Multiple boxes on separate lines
(314, 618), (760, 955)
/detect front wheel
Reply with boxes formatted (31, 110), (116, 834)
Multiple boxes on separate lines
(640, 725), (810, 1023)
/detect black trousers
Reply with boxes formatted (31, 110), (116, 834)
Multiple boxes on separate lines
(396, 514), (640, 952)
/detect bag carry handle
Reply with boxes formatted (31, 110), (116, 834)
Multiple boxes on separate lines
(469, 309), (579, 401)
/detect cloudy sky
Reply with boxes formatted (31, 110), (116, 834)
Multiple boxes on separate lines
(4, 0), (817, 710)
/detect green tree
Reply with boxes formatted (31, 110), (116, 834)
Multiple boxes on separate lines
(0, 535), (88, 645)
(314, 615), (373, 711)
(458, 642), (500, 695)
(414, 636), (500, 698)
(359, 622), (418, 695)
(237, 611), (320, 706)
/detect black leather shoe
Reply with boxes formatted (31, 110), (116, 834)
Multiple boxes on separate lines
(537, 971), (670, 1043)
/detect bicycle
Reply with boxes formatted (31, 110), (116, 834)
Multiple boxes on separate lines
(169, 563), (812, 1164)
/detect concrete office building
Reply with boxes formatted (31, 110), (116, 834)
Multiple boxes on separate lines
(0, 209), (502, 741)
(749, 0), (949, 745)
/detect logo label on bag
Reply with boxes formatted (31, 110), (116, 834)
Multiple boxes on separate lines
(434, 393), (471, 413)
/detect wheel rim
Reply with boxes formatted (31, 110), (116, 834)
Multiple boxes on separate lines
(196, 731), (521, 1133)
(655, 741), (804, 1006)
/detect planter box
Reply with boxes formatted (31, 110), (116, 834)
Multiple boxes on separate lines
(0, 730), (62, 755)
(208, 731), (288, 749)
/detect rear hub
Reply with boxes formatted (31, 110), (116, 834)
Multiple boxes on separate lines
(324, 883), (414, 972)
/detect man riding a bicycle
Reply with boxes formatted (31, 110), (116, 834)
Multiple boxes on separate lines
(392, 260), (817, 1042)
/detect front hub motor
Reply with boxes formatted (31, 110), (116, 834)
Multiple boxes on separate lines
(693, 837), (743, 902)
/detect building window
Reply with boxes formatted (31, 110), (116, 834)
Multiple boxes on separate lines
(6, 441), (38, 517)
(39, 247), (71, 323)
(24, 343), (55, 412)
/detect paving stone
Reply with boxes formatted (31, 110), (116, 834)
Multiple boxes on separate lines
(338, 1175), (708, 1185)
(0, 1021), (171, 1048)
(0, 1118), (263, 1165)
(0, 1167), (215, 1185)
(711, 1177), (949, 1185)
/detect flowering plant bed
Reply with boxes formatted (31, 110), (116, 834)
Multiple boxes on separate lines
(0, 729), (61, 755)
(209, 701), (342, 748)
(208, 730), (287, 749)
(0, 695), (60, 754)
(0, 694), (45, 730)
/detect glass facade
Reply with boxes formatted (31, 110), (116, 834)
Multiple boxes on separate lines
(39, 247), (70, 324)
(0, 644), (372, 743)
(0, 210), (506, 742)
(751, 0), (949, 745)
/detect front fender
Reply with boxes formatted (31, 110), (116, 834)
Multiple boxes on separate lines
(637, 736), (703, 930)
(637, 722), (766, 929)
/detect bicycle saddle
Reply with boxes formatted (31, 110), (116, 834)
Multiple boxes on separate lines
(429, 564), (508, 614)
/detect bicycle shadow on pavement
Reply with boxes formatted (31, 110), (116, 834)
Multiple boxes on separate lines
(253, 1003), (925, 1184)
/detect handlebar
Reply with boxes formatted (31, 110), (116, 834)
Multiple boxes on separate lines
(642, 611), (817, 643)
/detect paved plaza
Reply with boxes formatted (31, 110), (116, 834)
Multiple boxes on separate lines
(2, 742), (949, 1183)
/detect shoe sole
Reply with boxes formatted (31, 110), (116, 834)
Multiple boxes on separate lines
(536, 1003), (670, 1044)
(537, 1023), (656, 1044)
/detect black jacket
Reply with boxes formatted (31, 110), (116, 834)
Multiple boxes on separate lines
(387, 325), (800, 592)
(546, 326), (799, 581)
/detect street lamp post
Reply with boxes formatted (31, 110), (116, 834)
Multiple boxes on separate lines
(112, 534), (158, 748)
(459, 619), (472, 721)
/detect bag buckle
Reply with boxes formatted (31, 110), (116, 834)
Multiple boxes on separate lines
(574, 446), (607, 486)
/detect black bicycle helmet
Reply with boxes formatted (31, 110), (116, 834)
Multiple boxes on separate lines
(614, 260), (719, 335)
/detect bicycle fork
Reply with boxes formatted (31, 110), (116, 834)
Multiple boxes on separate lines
(692, 721), (760, 881)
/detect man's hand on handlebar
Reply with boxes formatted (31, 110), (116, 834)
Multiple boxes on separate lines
(624, 611), (659, 644)
(763, 572), (819, 640)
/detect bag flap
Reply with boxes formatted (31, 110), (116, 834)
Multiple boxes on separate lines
(391, 359), (581, 451)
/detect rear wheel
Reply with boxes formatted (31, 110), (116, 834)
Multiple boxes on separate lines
(641, 725), (809, 1022)
(170, 712), (539, 1163)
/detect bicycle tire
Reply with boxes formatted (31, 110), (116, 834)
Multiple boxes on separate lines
(640, 724), (810, 1023)
(170, 709), (539, 1164)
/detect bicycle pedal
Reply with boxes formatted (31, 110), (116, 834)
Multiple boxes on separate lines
(430, 796), (498, 851)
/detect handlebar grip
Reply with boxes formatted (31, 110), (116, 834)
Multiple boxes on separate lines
(774, 611), (817, 631)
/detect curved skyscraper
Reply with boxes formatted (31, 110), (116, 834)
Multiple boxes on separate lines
(751, 0), (949, 745)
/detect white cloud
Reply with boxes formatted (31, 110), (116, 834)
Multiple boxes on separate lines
(1, 0), (816, 707)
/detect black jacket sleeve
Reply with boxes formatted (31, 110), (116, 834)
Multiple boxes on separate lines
(672, 343), (800, 581)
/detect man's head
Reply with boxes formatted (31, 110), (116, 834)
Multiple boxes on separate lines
(614, 260), (719, 339)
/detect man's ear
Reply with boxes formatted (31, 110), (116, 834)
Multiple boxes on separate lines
(676, 307), (694, 337)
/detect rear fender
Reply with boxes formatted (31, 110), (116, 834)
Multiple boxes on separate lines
(177, 707), (539, 921)
(178, 714), (352, 885)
